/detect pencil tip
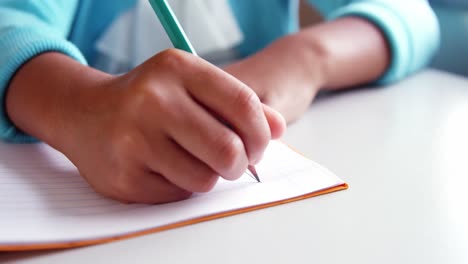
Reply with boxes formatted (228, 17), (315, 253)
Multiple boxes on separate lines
(248, 165), (261, 183)
(254, 175), (261, 183)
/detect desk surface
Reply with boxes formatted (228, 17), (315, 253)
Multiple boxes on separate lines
(3, 70), (468, 264)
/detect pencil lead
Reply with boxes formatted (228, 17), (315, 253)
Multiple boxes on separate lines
(248, 165), (261, 183)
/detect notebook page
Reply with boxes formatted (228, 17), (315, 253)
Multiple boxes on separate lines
(0, 141), (344, 247)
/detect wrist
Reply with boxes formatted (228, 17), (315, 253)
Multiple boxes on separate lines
(49, 62), (115, 156)
(286, 32), (329, 93)
(6, 53), (113, 150)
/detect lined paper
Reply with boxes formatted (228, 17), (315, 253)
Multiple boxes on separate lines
(0, 141), (345, 249)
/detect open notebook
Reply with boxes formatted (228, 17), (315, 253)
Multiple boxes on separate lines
(0, 140), (347, 251)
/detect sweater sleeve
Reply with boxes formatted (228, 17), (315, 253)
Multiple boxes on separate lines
(0, 0), (87, 143)
(312, 0), (440, 84)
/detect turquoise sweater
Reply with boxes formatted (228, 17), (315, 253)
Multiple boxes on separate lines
(0, 0), (439, 142)
(429, 0), (468, 76)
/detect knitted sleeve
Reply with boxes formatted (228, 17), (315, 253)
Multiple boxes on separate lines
(0, 0), (87, 142)
(311, 0), (440, 84)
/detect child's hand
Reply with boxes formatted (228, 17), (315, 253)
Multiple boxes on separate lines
(7, 50), (285, 204)
(44, 50), (285, 204)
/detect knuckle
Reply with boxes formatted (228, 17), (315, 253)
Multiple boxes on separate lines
(233, 89), (270, 158)
(125, 83), (172, 121)
(120, 86), (152, 119)
(111, 132), (138, 160)
(132, 79), (153, 97)
(141, 86), (169, 113)
(235, 88), (261, 117)
(156, 48), (189, 69)
(216, 133), (245, 173)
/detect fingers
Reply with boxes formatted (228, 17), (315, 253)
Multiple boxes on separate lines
(146, 49), (283, 165)
(109, 170), (192, 204)
(263, 104), (286, 140)
(181, 57), (271, 165)
(145, 92), (249, 181)
(145, 136), (221, 192)
(101, 130), (218, 203)
(95, 131), (192, 204)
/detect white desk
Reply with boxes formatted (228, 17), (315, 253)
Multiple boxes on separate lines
(2, 70), (468, 264)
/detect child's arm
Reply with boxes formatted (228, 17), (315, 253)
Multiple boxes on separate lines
(226, 17), (390, 122)
(0, 0), (85, 142)
(6, 50), (285, 204)
(226, 0), (439, 122)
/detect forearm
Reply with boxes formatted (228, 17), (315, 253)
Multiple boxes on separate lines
(295, 16), (391, 90)
(6, 52), (111, 148)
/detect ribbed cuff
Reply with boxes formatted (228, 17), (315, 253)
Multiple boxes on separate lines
(0, 28), (87, 143)
(329, 1), (440, 84)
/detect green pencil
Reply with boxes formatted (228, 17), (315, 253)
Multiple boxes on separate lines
(148, 0), (260, 183)
(148, 0), (197, 55)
